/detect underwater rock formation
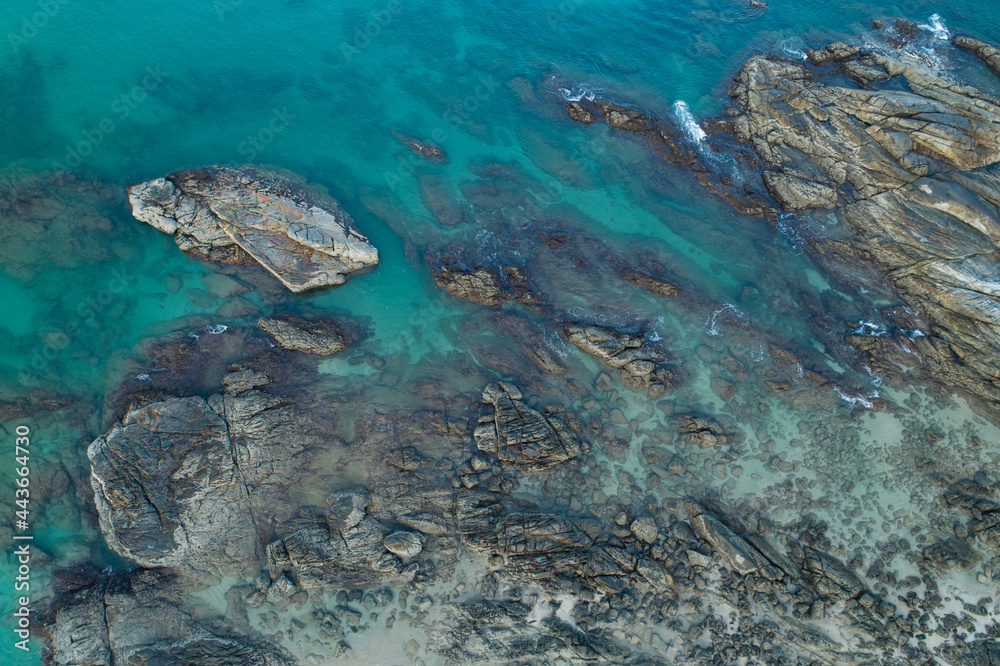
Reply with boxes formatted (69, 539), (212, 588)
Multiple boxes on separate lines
(564, 324), (677, 398)
(439, 600), (643, 664)
(257, 314), (350, 355)
(431, 255), (540, 307)
(128, 164), (378, 292)
(474, 382), (581, 472)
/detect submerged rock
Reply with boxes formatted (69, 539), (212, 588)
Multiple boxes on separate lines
(474, 382), (580, 472)
(675, 414), (742, 448)
(955, 36), (1000, 77)
(396, 133), (447, 162)
(564, 324), (677, 397)
(431, 255), (540, 307)
(127, 164), (378, 292)
(258, 313), (350, 355)
(439, 600), (646, 664)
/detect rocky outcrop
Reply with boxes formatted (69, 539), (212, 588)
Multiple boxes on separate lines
(127, 165), (378, 292)
(941, 475), (1000, 557)
(431, 256), (540, 307)
(88, 396), (261, 574)
(689, 510), (771, 576)
(619, 268), (678, 297)
(89, 370), (319, 576)
(569, 36), (1000, 410)
(266, 505), (417, 591)
(685, 501), (886, 635)
(802, 547), (864, 601)
(257, 313), (350, 355)
(474, 382), (580, 472)
(44, 569), (293, 666)
(804, 41), (859, 65)
(726, 45), (1000, 408)
(461, 509), (672, 595)
(675, 414), (743, 448)
(564, 324), (678, 397)
(439, 600), (645, 665)
(956, 36), (1000, 77)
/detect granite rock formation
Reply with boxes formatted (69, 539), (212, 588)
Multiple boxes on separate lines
(266, 507), (418, 591)
(128, 165), (378, 292)
(725, 43), (1000, 407)
(257, 314), (350, 355)
(439, 600), (643, 664)
(568, 35), (1000, 411)
(474, 382), (580, 472)
(88, 395), (261, 574)
(88, 368), (320, 576)
(431, 255), (540, 307)
(462, 511), (672, 595)
(564, 324), (678, 398)
(43, 569), (293, 666)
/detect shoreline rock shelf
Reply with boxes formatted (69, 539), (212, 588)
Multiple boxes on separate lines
(127, 164), (378, 292)
(566, 32), (1000, 412)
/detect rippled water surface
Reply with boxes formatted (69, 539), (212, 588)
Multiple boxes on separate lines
(4, 0), (1000, 664)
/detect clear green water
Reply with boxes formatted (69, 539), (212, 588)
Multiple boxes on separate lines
(2, 0), (1000, 662)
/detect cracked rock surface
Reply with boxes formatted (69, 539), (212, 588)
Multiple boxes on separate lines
(128, 164), (378, 292)
(474, 382), (581, 472)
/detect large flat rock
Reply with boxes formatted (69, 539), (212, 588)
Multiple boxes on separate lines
(128, 164), (378, 292)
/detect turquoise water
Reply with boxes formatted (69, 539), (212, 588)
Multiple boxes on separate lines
(3, 0), (1000, 662)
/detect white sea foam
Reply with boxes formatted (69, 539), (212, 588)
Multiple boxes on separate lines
(834, 386), (877, 409)
(864, 365), (884, 387)
(673, 100), (707, 145)
(556, 83), (597, 102)
(136, 373), (150, 380)
(851, 320), (887, 336)
(918, 13), (950, 42)
(777, 212), (804, 248)
(780, 39), (808, 61)
(706, 303), (745, 336)
(206, 324), (228, 335)
(648, 315), (664, 342)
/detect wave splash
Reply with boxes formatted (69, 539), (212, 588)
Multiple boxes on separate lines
(672, 100), (707, 145)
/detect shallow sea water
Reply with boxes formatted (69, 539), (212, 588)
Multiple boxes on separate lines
(3, 0), (1000, 663)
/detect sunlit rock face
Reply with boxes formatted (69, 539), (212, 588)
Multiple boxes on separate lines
(128, 164), (378, 292)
